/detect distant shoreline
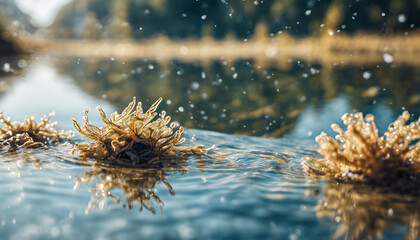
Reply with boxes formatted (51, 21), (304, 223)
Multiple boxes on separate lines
(17, 33), (420, 66)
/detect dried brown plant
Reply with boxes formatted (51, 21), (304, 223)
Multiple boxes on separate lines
(0, 112), (72, 149)
(72, 97), (207, 165)
(315, 182), (420, 240)
(303, 111), (420, 184)
(74, 165), (183, 214)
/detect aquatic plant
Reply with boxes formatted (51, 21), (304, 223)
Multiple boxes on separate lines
(315, 182), (419, 240)
(303, 111), (420, 184)
(72, 97), (207, 165)
(0, 112), (72, 149)
(74, 165), (181, 213)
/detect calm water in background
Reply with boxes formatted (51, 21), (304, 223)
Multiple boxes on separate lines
(0, 55), (419, 239)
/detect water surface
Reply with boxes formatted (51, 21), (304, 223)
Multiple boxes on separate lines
(0, 55), (419, 239)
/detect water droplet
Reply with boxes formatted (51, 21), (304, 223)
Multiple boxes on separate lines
(327, 29), (334, 36)
(388, 208), (394, 216)
(305, 10), (311, 15)
(191, 82), (200, 90)
(166, 99), (172, 105)
(232, 73), (238, 79)
(2, 63), (11, 72)
(17, 59), (27, 68)
(178, 106), (184, 112)
(182, 13), (187, 17)
(201, 72), (206, 79)
(201, 15), (207, 20)
(363, 71), (372, 80)
(397, 14), (406, 23)
(334, 216), (341, 223)
(180, 46), (188, 55)
(310, 67), (318, 74)
(148, 64), (154, 70)
(383, 53), (394, 63)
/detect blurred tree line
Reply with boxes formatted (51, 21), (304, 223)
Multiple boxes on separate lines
(50, 0), (420, 40)
(0, 0), (35, 54)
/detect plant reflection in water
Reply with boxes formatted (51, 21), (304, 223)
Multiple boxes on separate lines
(313, 182), (419, 240)
(74, 160), (189, 214)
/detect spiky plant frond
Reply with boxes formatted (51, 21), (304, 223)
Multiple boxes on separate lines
(72, 97), (208, 165)
(303, 111), (420, 183)
(0, 112), (72, 149)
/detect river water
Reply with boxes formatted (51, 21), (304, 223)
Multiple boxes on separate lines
(0, 55), (419, 239)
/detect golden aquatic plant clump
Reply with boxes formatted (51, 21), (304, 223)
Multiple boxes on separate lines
(0, 112), (72, 149)
(303, 111), (420, 183)
(72, 97), (207, 164)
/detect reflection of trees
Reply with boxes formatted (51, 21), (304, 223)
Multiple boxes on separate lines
(54, 58), (308, 136)
(0, 56), (30, 101)
(314, 182), (419, 240)
(334, 65), (420, 111)
(54, 57), (420, 137)
(74, 162), (188, 214)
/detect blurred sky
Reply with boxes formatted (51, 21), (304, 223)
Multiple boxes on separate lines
(14, 0), (71, 27)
